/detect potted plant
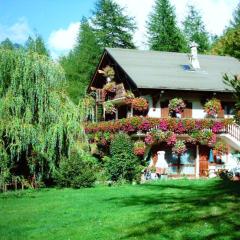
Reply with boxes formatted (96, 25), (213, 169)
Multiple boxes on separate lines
(132, 97), (148, 112)
(98, 65), (115, 82)
(133, 141), (146, 156)
(168, 98), (186, 117)
(204, 98), (222, 118)
(103, 81), (116, 93)
(214, 141), (228, 156)
(104, 101), (116, 115)
(172, 140), (187, 155)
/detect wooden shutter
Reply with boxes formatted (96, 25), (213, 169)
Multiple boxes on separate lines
(218, 109), (224, 118)
(161, 101), (169, 118)
(182, 101), (192, 118)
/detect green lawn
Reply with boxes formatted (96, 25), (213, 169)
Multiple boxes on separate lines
(0, 179), (239, 240)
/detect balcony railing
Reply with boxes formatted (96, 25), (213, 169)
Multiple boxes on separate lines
(96, 83), (126, 103)
(225, 123), (240, 142)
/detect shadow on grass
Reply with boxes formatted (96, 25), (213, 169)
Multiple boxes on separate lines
(106, 179), (240, 240)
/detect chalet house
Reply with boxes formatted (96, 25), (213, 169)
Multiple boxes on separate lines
(86, 46), (240, 178)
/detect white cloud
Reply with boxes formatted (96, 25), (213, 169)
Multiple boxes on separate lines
(115, 0), (239, 49)
(48, 22), (80, 57)
(0, 17), (31, 43)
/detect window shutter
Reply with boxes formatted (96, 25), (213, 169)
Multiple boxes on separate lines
(161, 101), (169, 118)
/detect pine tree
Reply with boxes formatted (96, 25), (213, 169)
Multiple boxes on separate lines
(147, 0), (187, 52)
(183, 5), (210, 53)
(0, 38), (14, 50)
(231, 2), (240, 28)
(60, 17), (102, 103)
(92, 0), (136, 49)
(25, 35), (49, 56)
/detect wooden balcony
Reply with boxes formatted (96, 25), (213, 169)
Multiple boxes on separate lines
(96, 83), (126, 103)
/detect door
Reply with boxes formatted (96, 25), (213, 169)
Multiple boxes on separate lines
(199, 146), (209, 177)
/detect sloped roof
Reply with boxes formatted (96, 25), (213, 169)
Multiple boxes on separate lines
(106, 48), (240, 92)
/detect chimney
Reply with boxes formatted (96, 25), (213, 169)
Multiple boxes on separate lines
(189, 42), (200, 70)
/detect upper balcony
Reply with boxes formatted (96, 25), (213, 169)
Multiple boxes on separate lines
(96, 83), (127, 104)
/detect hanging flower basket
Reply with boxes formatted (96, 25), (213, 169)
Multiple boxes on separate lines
(132, 97), (148, 111)
(104, 101), (116, 115)
(172, 140), (187, 155)
(168, 98), (186, 114)
(214, 141), (228, 156)
(103, 81), (116, 94)
(204, 98), (222, 117)
(133, 140), (146, 156)
(98, 65), (115, 80)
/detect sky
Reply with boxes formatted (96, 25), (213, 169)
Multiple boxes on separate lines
(0, 0), (239, 58)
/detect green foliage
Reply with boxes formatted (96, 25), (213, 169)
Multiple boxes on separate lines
(211, 27), (240, 59)
(0, 49), (87, 188)
(223, 74), (240, 123)
(0, 38), (14, 50)
(183, 5), (210, 53)
(60, 17), (101, 103)
(25, 35), (49, 57)
(92, 0), (136, 49)
(147, 0), (187, 52)
(54, 152), (97, 188)
(106, 133), (140, 182)
(231, 2), (240, 28)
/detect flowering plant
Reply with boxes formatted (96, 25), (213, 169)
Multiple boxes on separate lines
(214, 141), (228, 156)
(132, 97), (148, 111)
(172, 140), (187, 155)
(168, 98), (186, 114)
(104, 101), (116, 115)
(204, 98), (222, 117)
(124, 90), (135, 105)
(103, 81), (116, 93)
(166, 133), (177, 146)
(85, 117), (232, 135)
(98, 65), (115, 79)
(144, 133), (154, 145)
(133, 141), (146, 156)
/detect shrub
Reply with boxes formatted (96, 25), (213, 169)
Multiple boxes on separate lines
(106, 133), (141, 182)
(54, 152), (97, 188)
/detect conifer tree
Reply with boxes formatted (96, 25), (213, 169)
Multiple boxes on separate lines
(92, 0), (136, 49)
(0, 38), (14, 50)
(231, 2), (240, 28)
(25, 35), (49, 56)
(60, 18), (101, 103)
(147, 0), (187, 52)
(183, 5), (210, 53)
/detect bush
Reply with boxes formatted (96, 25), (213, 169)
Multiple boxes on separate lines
(54, 152), (97, 188)
(106, 133), (141, 182)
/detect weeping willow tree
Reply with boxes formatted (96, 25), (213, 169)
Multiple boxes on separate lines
(0, 49), (87, 190)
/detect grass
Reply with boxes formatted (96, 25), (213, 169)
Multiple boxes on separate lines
(0, 179), (239, 240)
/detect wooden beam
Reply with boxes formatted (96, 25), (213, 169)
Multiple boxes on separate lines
(196, 145), (200, 178)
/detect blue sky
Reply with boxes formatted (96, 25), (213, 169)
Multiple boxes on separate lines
(0, 0), (95, 40)
(0, 0), (239, 58)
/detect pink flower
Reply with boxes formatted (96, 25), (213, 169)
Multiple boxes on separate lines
(145, 134), (154, 145)
(159, 119), (168, 131)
